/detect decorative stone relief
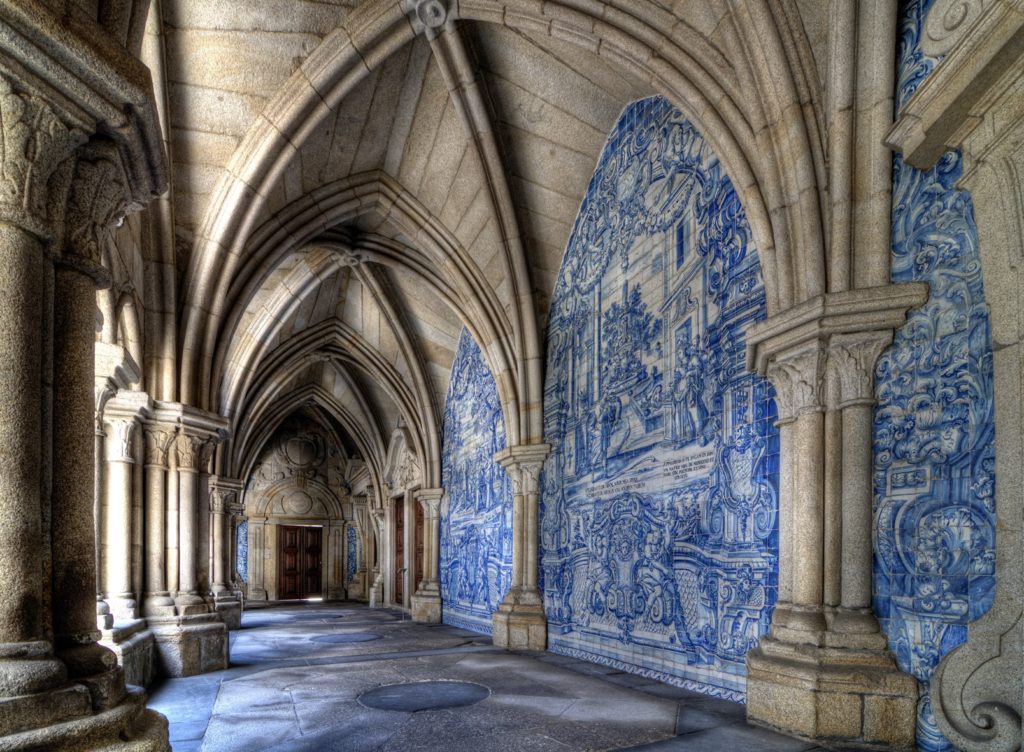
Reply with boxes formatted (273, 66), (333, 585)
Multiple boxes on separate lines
(175, 433), (203, 470)
(873, 2), (998, 747)
(440, 329), (512, 635)
(0, 75), (85, 239)
(540, 96), (778, 701)
(827, 334), (893, 409)
(63, 143), (136, 286)
(107, 419), (137, 463)
(921, 0), (995, 56)
(143, 428), (174, 467)
(767, 343), (826, 422)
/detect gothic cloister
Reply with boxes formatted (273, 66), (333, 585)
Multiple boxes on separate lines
(0, 0), (1020, 750)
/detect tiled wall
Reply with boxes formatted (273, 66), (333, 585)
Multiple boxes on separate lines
(346, 525), (358, 583)
(236, 519), (248, 583)
(540, 97), (779, 700)
(440, 329), (513, 634)
(874, 1), (997, 748)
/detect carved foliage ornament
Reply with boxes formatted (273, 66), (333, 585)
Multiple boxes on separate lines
(144, 428), (174, 466)
(766, 343), (827, 421)
(107, 419), (137, 462)
(63, 146), (135, 285)
(175, 433), (204, 470)
(826, 333), (893, 409)
(0, 77), (85, 239)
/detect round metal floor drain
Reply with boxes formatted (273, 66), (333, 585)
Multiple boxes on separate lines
(358, 681), (490, 712)
(312, 633), (380, 643)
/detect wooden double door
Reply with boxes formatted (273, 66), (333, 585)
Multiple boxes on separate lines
(278, 525), (323, 600)
(393, 499), (424, 607)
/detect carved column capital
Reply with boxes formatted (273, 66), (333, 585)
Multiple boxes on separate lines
(199, 439), (217, 475)
(765, 341), (828, 423)
(415, 487), (444, 518)
(142, 427), (174, 468)
(61, 142), (137, 288)
(174, 432), (204, 471)
(209, 487), (235, 515)
(105, 418), (137, 463)
(825, 332), (893, 410)
(494, 444), (551, 495)
(0, 76), (86, 241)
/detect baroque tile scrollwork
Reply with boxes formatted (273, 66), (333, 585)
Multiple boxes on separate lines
(440, 329), (512, 635)
(873, 1), (997, 748)
(540, 96), (778, 701)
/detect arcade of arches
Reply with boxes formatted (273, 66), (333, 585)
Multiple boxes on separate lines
(0, 0), (1021, 749)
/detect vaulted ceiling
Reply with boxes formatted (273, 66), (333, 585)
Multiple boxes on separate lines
(154, 0), (829, 492)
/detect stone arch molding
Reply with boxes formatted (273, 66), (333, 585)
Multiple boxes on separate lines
(180, 0), (830, 450)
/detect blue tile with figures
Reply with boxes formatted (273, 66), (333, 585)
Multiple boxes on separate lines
(539, 96), (779, 701)
(874, 1), (997, 748)
(440, 329), (512, 635)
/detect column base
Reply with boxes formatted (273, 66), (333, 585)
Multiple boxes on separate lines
(369, 573), (384, 608)
(100, 619), (157, 688)
(411, 587), (442, 623)
(143, 593), (177, 618)
(348, 572), (367, 601)
(147, 614), (228, 677)
(174, 592), (209, 616)
(0, 684), (168, 751)
(746, 635), (918, 750)
(248, 587), (268, 601)
(213, 595), (242, 630)
(491, 589), (547, 650)
(107, 596), (138, 624)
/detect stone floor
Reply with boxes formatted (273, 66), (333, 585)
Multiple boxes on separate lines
(147, 602), (834, 752)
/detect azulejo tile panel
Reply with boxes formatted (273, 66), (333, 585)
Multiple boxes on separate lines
(236, 519), (248, 583)
(874, 2), (996, 749)
(440, 329), (512, 635)
(540, 96), (778, 701)
(346, 525), (358, 582)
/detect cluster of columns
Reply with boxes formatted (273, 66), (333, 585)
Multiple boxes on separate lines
(410, 488), (443, 622)
(743, 287), (927, 749)
(0, 74), (168, 746)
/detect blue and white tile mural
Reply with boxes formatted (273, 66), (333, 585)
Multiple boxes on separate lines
(440, 329), (513, 635)
(236, 519), (248, 583)
(540, 96), (779, 700)
(873, 2), (997, 749)
(346, 525), (358, 583)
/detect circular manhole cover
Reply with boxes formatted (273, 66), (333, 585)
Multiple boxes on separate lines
(358, 681), (490, 712)
(312, 633), (380, 643)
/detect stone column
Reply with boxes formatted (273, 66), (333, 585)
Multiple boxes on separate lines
(492, 444), (550, 650)
(50, 148), (127, 695)
(352, 500), (370, 600)
(248, 520), (268, 601)
(102, 417), (139, 622)
(369, 496), (385, 608)
(411, 487), (443, 623)
(765, 342), (828, 636)
(143, 427), (175, 616)
(208, 478), (242, 629)
(743, 287), (926, 749)
(100, 391), (150, 624)
(174, 432), (205, 613)
(829, 333), (893, 633)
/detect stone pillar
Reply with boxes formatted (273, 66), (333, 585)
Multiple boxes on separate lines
(829, 333), (894, 633)
(492, 444), (550, 650)
(143, 427), (175, 617)
(247, 520), (268, 601)
(369, 496), (385, 608)
(174, 432), (205, 613)
(743, 288), (926, 750)
(351, 501), (370, 601)
(208, 478), (242, 629)
(411, 487), (443, 623)
(101, 394), (149, 623)
(327, 523), (346, 601)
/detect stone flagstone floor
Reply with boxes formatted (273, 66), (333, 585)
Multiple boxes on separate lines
(147, 602), (839, 751)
